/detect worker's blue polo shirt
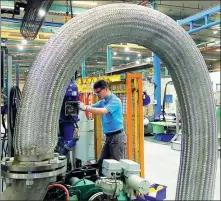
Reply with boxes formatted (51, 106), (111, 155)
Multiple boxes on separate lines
(91, 93), (124, 134)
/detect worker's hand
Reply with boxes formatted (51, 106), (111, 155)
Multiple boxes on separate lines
(78, 102), (87, 111)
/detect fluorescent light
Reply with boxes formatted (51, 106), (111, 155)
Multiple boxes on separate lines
(113, 52), (117, 56)
(138, 53), (142, 57)
(1, 5), (24, 11)
(215, 40), (220, 46)
(168, 9), (174, 15)
(213, 30), (218, 34)
(72, 1), (98, 6)
(146, 57), (152, 63)
(18, 45), (23, 50)
(125, 47), (130, 52)
(39, 9), (46, 17)
(126, 57), (130, 61)
(21, 40), (27, 45)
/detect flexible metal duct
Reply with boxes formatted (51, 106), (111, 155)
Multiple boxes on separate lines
(14, 4), (217, 200)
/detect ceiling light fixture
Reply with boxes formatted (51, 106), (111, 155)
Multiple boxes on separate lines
(215, 40), (220, 46)
(17, 45), (23, 50)
(125, 47), (130, 52)
(113, 52), (117, 56)
(138, 53), (142, 57)
(136, 60), (140, 64)
(213, 30), (218, 34)
(168, 9), (174, 15)
(21, 40), (27, 45)
(126, 57), (130, 61)
(39, 9), (46, 17)
(72, 1), (98, 6)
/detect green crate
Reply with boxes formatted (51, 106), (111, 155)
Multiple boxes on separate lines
(152, 124), (164, 134)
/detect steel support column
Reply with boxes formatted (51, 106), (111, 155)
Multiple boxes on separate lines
(7, 56), (12, 157)
(15, 64), (19, 87)
(107, 46), (112, 71)
(153, 54), (161, 120)
(165, 67), (169, 76)
(81, 60), (86, 78)
(152, 1), (161, 120)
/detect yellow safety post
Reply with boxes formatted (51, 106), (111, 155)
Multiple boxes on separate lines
(137, 74), (144, 178)
(133, 78), (139, 163)
(126, 73), (133, 160)
(94, 95), (103, 159)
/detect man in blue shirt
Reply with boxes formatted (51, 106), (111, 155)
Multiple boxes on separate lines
(78, 80), (126, 170)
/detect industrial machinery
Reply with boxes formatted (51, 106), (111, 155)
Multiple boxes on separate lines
(43, 159), (153, 201)
(58, 81), (80, 156)
(1, 3), (217, 201)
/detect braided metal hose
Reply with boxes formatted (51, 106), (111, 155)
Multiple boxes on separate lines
(14, 4), (217, 200)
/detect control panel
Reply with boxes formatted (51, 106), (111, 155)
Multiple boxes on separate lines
(65, 101), (79, 116)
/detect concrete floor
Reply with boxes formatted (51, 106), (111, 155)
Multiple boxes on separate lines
(144, 136), (220, 200)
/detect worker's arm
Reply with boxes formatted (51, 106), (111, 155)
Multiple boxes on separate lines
(78, 102), (108, 115)
(86, 106), (108, 115)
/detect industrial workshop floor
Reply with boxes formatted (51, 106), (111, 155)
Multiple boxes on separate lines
(144, 136), (220, 200)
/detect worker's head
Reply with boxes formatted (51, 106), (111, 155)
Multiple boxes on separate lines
(93, 80), (110, 99)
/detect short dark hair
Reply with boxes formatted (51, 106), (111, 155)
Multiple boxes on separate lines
(93, 80), (109, 89)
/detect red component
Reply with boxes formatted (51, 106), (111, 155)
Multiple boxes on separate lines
(85, 93), (90, 119)
(48, 184), (70, 201)
(78, 93), (83, 102)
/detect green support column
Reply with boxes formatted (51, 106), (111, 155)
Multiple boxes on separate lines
(81, 60), (86, 78)
(165, 67), (169, 76)
(107, 46), (112, 71)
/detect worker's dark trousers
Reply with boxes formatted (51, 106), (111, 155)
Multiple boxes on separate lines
(97, 132), (127, 175)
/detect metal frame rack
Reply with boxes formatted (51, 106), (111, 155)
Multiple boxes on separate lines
(152, 4), (220, 119)
(77, 73), (145, 177)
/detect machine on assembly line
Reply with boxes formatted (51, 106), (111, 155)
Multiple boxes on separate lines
(42, 159), (166, 201)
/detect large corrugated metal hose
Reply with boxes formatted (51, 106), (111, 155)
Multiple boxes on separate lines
(14, 4), (217, 200)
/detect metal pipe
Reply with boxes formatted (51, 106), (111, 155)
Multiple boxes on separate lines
(14, 4), (217, 200)
(1, 17), (63, 27)
(7, 56), (13, 157)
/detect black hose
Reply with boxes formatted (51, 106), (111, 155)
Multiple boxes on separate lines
(112, 174), (117, 199)
(8, 86), (21, 156)
(1, 105), (8, 160)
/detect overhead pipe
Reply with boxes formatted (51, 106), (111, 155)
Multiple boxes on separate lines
(1, 17), (63, 27)
(14, 3), (217, 200)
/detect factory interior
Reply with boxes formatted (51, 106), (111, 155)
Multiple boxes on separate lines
(0, 1), (220, 200)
